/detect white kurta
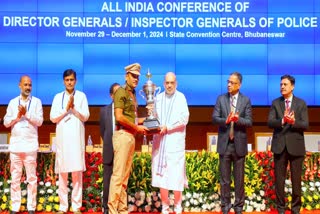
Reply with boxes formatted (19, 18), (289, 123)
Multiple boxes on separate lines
(4, 95), (43, 212)
(151, 90), (189, 191)
(4, 95), (43, 152)
(50, 90), (90, 173)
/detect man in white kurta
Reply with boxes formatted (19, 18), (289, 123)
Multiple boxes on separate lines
(151, 72), (189, 214)
(50, 69), (90, 213)
(4, 75), (43, 214)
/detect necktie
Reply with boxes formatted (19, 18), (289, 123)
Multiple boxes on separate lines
(285, 99), (290, 110)
(229, 96), (235, 140)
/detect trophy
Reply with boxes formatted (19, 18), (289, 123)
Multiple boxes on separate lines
(139, 69), (161, 133)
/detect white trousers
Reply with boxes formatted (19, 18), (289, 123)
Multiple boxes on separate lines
(58, 171), (83, 212)
(10, 151), (37, 212)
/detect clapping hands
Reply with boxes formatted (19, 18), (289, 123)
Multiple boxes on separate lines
(17, 105), (27, 119)
(226, 111), (239, 124)
(284, 108), (295, 124)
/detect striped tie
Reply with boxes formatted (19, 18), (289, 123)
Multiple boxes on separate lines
(285, 99), (290, 110)
(229, 96), (235, 140)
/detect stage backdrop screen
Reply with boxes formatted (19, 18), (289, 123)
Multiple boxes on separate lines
(0, 0), (319, 106)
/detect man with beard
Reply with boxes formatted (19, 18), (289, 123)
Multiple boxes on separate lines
(4, 75), (43, 214)
(151, 72), (189, 214)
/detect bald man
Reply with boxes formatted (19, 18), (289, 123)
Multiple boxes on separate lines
(151, 72), (189, 214)
(4, 75), (43, 214)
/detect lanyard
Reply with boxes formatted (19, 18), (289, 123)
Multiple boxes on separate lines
(62, 90), (76, 109)
(18, 96), (32, 112)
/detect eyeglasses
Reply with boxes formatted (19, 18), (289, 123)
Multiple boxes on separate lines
(227, 80), (239, 85)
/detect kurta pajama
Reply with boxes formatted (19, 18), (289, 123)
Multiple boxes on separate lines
(4, 95), (43, 212)
(50, 90), (89, 212)
(151, 91), (189, 191)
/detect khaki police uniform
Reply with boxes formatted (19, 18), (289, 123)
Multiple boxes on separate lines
(108, 63), (140, 214)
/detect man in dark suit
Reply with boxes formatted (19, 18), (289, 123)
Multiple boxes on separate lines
(268, 74), (309, 214)
(212, 72), (252, 214)
(100, 83), (120, 214)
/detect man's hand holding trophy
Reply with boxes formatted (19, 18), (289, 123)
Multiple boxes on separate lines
(139, 69), (161, 134)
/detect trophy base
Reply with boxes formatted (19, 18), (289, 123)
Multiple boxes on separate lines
(144, 118), (161, 134)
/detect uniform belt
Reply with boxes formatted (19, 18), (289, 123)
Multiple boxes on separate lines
(116, 125), (135, 135)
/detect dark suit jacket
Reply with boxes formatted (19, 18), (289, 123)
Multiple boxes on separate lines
(100, 103), (114, 165)
(212, 92), (252, 157)
(267, 96), (309, 156)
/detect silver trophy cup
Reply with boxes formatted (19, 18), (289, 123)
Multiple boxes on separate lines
(139, 70), (161, 133)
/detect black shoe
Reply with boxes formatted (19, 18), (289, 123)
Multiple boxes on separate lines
(28, 211), (35, 214)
